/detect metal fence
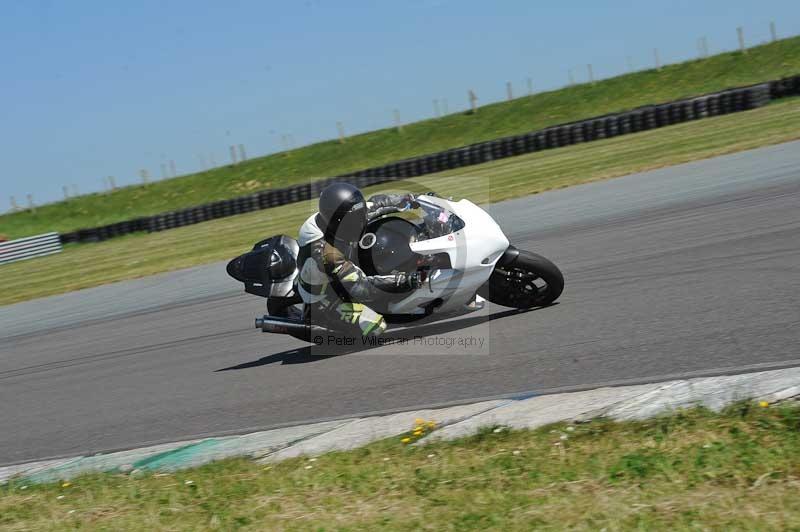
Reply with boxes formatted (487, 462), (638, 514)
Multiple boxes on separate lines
(0, 232), (63, 265)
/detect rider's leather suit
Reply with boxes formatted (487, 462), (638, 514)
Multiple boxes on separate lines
(296, 194), (417, 337)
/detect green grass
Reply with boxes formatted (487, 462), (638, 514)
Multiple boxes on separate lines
(3, 402), (800, 530)
(2, 96), (799, 306)
(3, 36), (800, 240)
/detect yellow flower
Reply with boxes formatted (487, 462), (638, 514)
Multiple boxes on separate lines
(427, 421), (437, 428)
(759, 401), (769, 408)
(414, 426), (423, 432)
(413, 430), (423, 436)
(415, 418), (425, 425)
(401, 437), (411, 444)
(61, 482), (71, 488)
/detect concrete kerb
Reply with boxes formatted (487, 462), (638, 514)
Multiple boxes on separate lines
(602, 367), (800, 421)
(421, 383), (661, 442)
(3, 367), (800, 484)
(260, 400), (507, 463)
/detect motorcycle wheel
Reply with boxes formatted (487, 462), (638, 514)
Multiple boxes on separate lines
(478, 250), (564, 309)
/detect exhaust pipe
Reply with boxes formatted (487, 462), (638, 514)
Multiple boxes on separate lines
(254, 315), (331, 338)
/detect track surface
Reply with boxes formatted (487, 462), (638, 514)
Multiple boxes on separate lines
(2, 142), (799, 465)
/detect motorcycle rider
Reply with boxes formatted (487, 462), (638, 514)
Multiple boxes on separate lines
(297, 182), (422, 338)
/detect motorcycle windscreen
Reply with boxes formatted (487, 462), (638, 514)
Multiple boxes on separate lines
(359, 217), (421, 275)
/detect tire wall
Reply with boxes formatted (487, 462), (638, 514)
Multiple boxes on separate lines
(60, 76), (797, 245)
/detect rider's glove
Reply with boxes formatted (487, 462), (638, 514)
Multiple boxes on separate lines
(397, 272), (425, 290)
(402, 193), (420, 210)
(405, 271), (424, 290)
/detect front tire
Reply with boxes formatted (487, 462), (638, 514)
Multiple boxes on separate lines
(478, 249), (564, 309)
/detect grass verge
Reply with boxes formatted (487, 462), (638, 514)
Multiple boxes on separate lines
(2, 37), (800, 239)
(2, 96), (799, 307)
(2, 402), (800, 530)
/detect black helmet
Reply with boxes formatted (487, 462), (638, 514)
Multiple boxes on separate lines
(317, 182), (367, 244)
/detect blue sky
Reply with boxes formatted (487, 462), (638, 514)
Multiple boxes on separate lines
(2, 0), (799, 210)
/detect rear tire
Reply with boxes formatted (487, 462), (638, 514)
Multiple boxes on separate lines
(478, 250), (564, 309)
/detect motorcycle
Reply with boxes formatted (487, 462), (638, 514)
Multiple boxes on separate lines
(226, 193), (564, 342)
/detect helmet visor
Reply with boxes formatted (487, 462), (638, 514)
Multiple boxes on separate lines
(331, 202), (366, 243)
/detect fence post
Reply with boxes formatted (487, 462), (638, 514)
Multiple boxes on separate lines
(336, 122), (346, 143)
(506, 81), (513, 101)
(393, 109), (403, 132)
(654, 48), (661, 70)
(238, 144), (247, 162)
(109, 176), (117, 190)
(526, 78), (533, 95)
(433, 99), (441, 117)
(442, 98), (449, 115)
(27, 194), (35, 213)
(139, 169), (149, 185)
(737, 27), (746, 53)
(587, 64), (595, 84)
(63, 186), (69, 200)
(468, 90), (478, 114)
(769, 22), (777, 43)
(568, 69), (575, 86)
(229, 145), (238, 164)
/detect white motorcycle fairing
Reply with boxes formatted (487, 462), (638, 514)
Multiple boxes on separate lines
(382, 195), (509, 316)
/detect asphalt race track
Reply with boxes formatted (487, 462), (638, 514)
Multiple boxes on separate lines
(2, 141), (799, 465)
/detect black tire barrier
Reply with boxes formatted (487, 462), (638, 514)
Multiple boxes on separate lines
(397, 161), (409, 177)
(707, 95), (720, 116)
(60, 75), (799, 245)
(77, 228), (99, 243)
(420, 156), (433, 174)
(627, 111), (640, 133)
(509, 136), (523, 156)
(732, 90), (745, 112)
(655, 105), (670, 127)
(617, 114), (631, 135)
(667, 103), (682, 124)
(414, 157), (425, 174)
(789, 75), (800, 96)
(746, 83), (772, 109)
(591, 120), (604, 139)
(59, 232), (79, 244)
(406, 158), (419, 177)
(528, 131), (541, 151)
(572, 124), (584, 145)
(605, 117), (619, 138)
(643, 107), (657, 130)
(719, 92), (734, 115)
(577, 122), (590, 142)
(552, 127), (564, 147)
